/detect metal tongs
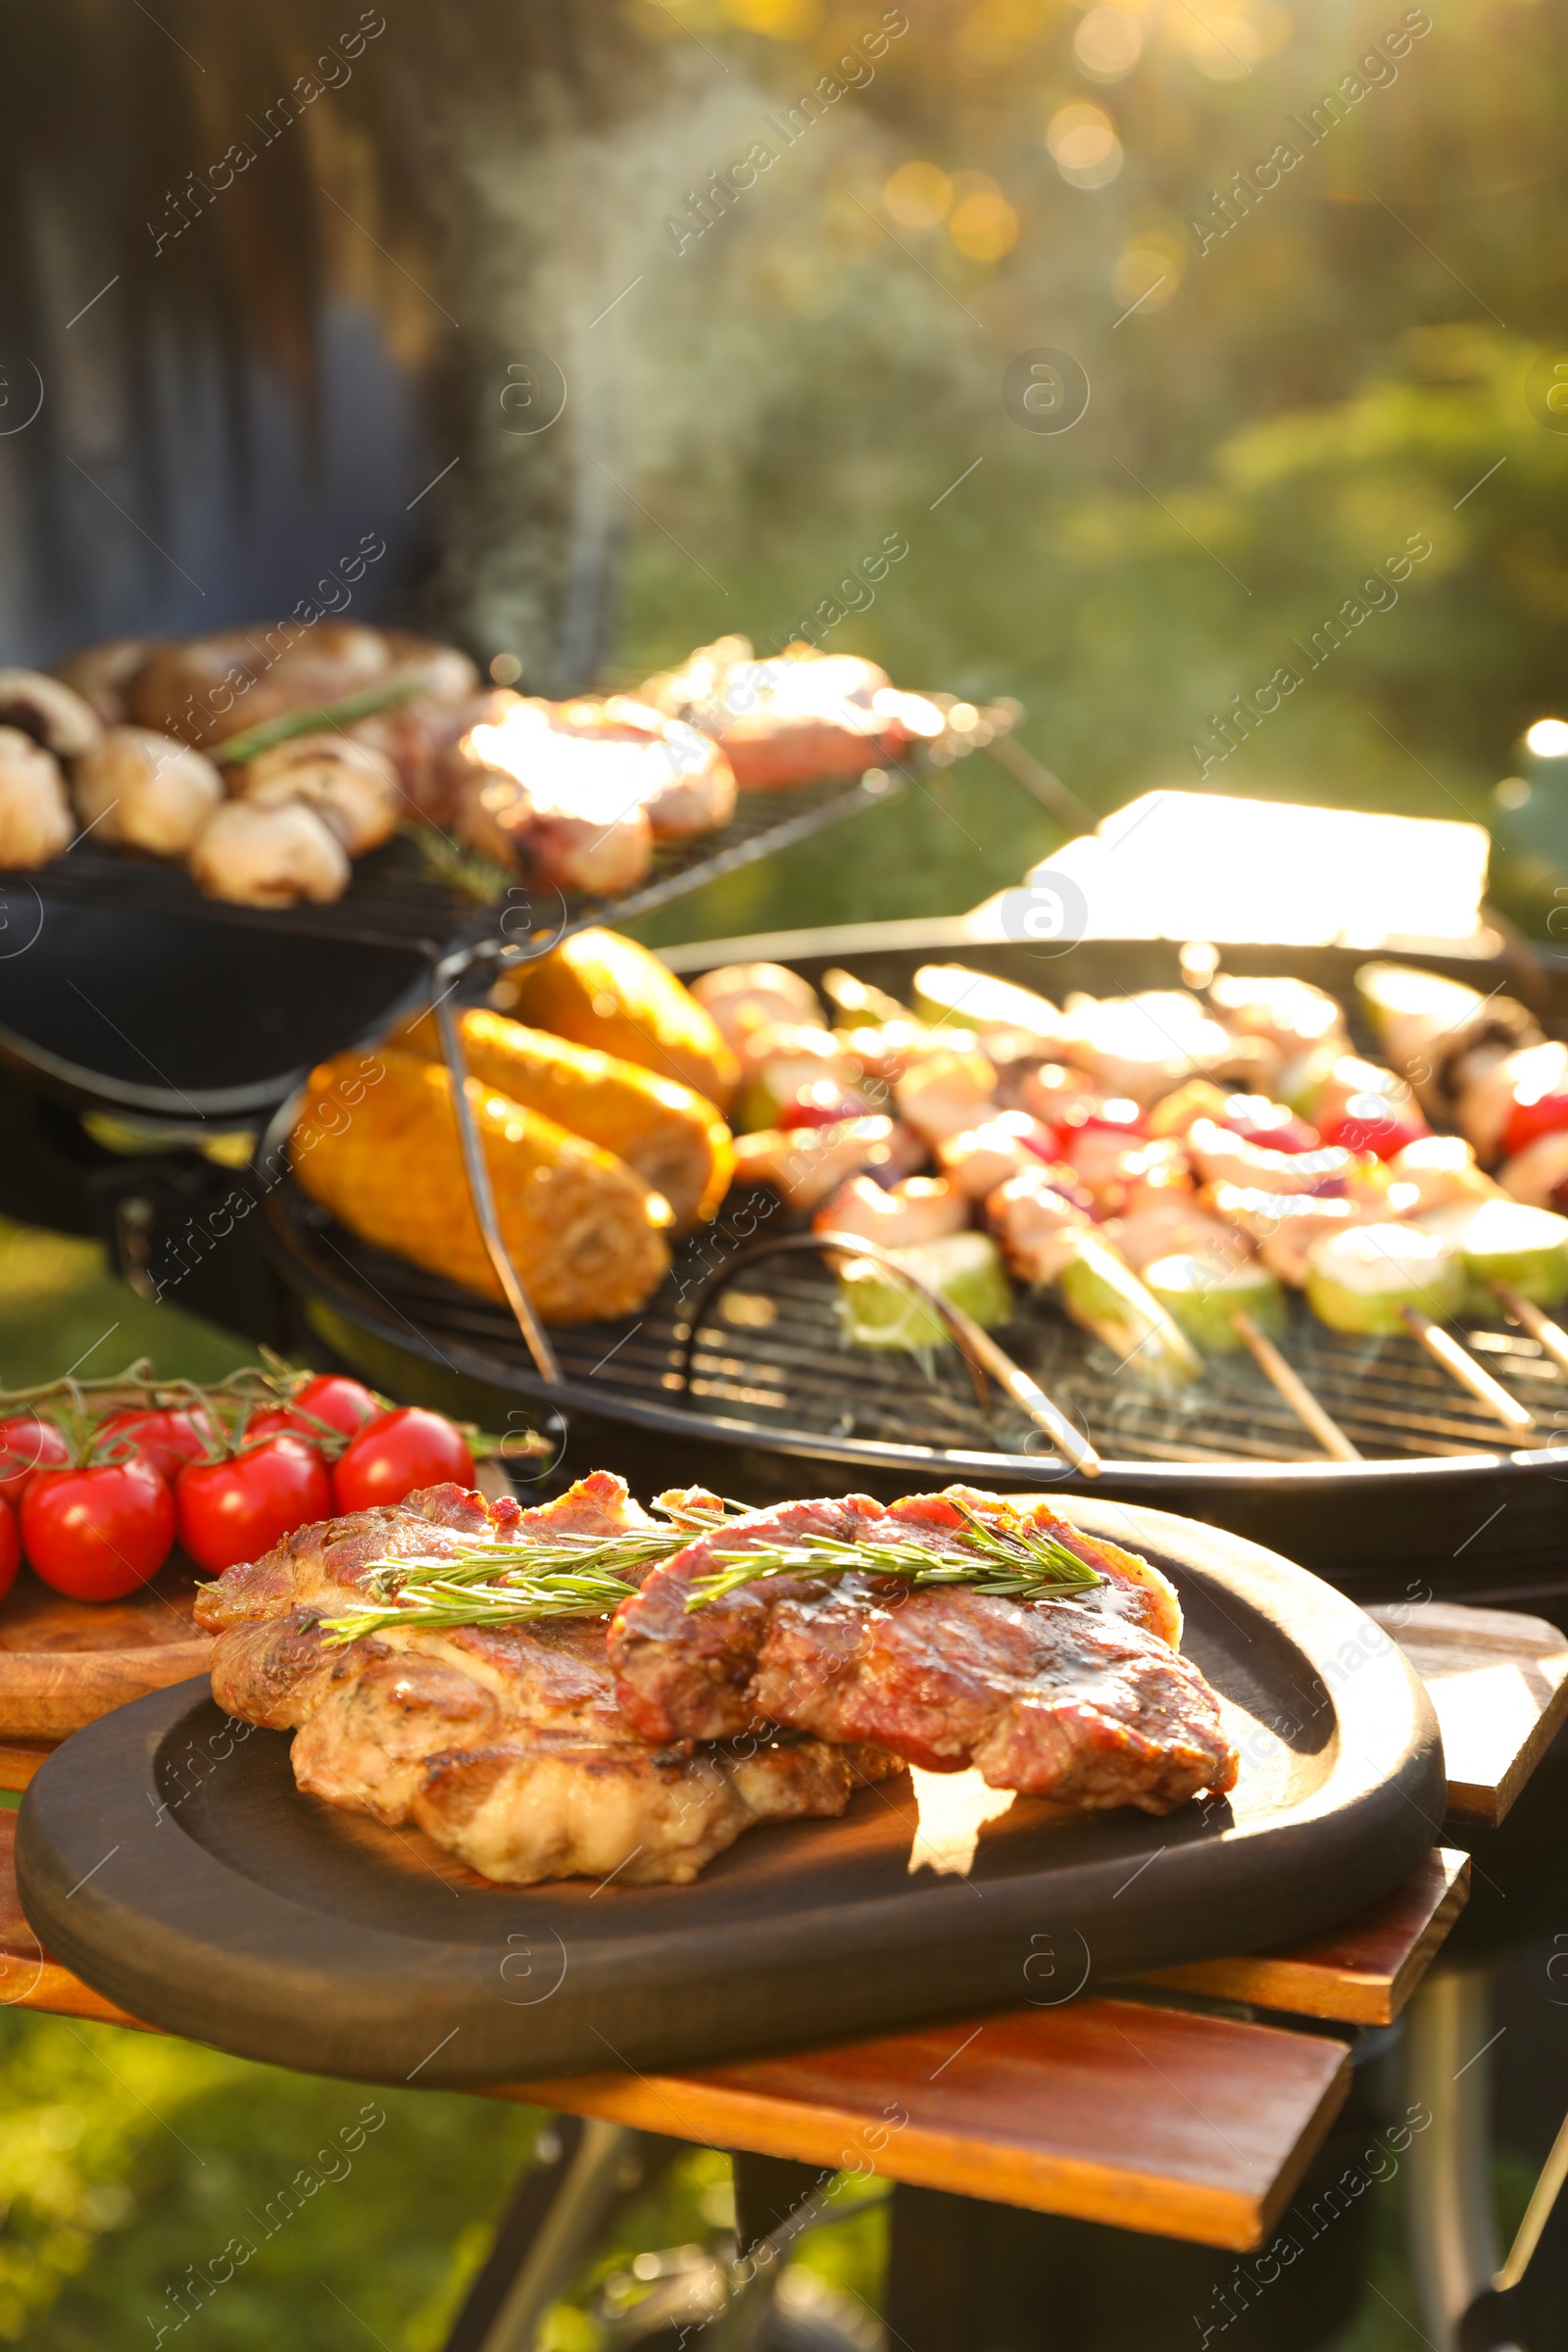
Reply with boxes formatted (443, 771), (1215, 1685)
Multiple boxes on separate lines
(679, 1228), (1102, 1479)
(430, 945), (564, 1388)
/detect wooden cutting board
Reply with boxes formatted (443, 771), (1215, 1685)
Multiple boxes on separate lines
(16, 1503), (1446, 2089)
(0, 1558), (209, 1740)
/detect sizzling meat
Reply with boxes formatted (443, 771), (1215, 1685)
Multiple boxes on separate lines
(200, 1474), (895, 1886)
(609, 1487), (1237, 1815)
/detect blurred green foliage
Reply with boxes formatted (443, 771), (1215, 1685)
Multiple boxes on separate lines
(607, 0), (1568, 943)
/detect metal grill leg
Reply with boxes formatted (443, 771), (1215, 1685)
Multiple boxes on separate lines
(441, 2117), (651, 2352)
(1405, 1972), (1500, 2351)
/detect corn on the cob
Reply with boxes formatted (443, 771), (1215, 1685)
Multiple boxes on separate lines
(292, 1049), (673, 1324)
(398, 1005), (732, 1230)
(493, 928), (739, 1108)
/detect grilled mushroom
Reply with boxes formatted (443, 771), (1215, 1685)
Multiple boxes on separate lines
(73, 727), (222, 858)
(0, 727), (74, 867)
(0, 668), (102, 760)
(190, 800), (351, 906)
(234, 734), (400, 855)
(51, 639), (150, 727)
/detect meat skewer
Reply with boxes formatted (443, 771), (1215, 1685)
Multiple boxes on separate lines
(1398, 1303), (1536, 1433)
(1140, 1252), (1363, 1461)
(1493, 1284), (1568, 1375)
(728, 1228), (1102, 1476)
(1232, 1311), (1364, 1462)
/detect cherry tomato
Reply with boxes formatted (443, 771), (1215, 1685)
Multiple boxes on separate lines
(175, 1437), (333, 1574)
(248, 1375), (380, 1453)
(1501, 1086), (1568, 1165)
(22, 1458), (174, 1600)
(295, 1374), (379, 1437)
(246, 1404), (325, 1454)
(332, 1407), (475, 1514)
(96, 1404), (214, 1487)
(0, 1497), (19, 1602)
(1317, 1096), (1430, 1161)
(778, 1080), (876, 1132)
(0, 1414), (70, 1508)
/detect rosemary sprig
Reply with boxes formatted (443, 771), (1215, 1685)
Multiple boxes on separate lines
(216, 678), (426, 765)
(321, 1569), (642, 1645)
(683, 1506), (1103, 1612)
(318, 1497), (744, 1642)
(400, 822), (513, 906)
(315, 1498), (1103, 1645)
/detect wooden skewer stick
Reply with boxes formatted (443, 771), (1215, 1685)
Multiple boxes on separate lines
(1232, 1312), (1363, 1462)
(950, 1311), (1104, 1481)
(1398, 1305), (1536, 1433)
(1492, 1282), (1568, 1378)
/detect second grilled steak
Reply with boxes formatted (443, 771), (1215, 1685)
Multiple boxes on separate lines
(608, 1488), (1238, 1816)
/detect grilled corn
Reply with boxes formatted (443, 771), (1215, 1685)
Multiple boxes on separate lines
(398, 1005), (732, 1230)
(293, 1048), (673, 1324)
(493, 928), (739, 1108)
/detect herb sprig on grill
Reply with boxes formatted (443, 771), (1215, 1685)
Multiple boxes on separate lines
(318, 1498), (1102, 1646)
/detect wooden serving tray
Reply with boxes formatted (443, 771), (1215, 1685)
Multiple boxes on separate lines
(15, 1503), (1445, 2089)
(0, 1557), (209, 1740)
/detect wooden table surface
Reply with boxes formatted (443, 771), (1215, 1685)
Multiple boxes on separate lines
(1369, 1599), (1568, 1827)
(0, 1804), (1466, 2251)
(0, 1593), (1553, 2253)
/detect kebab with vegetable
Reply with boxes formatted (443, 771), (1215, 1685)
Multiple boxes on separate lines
(713, 948), (1568, 1445)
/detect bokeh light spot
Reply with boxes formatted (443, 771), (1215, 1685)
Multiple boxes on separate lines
(883, 160), (954, 227)
(950, 191), (1020, 261)
(1075, 7), (1144, 80)
(1048, 102), (1123, 188)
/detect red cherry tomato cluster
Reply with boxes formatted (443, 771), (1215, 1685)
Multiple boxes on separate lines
(0, 1373), (480, 1598)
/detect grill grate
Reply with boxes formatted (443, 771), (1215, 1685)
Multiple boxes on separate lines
(2, 770), (903, 961)
(275, 1182), (1568, 1468)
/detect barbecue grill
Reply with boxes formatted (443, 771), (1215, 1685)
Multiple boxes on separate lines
(249, 922), (1568, 1613)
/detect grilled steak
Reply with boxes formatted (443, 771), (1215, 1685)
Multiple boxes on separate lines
(608, 1487), (1238, 1815)
(197, 1474), (897, 1886)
